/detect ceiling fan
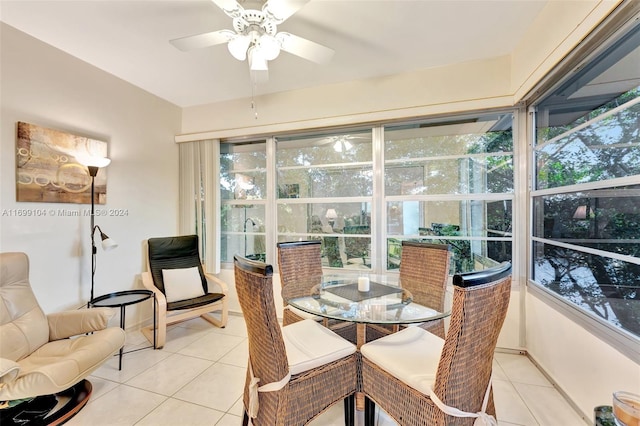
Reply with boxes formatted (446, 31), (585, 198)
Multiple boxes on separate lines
(170, 0), (334, 72)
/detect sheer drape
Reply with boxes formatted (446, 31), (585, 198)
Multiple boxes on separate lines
(178, 139), (221, 273)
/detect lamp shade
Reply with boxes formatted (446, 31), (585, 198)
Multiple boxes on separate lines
(76, 154), (111, 168)
(256, 34), (280, 60)
(101, 236), (118, 251)
(228, 34), (251, 61)
(325, 209), (338, 220)
(95, 227), (118, 251)
(573, 205), (588, 219)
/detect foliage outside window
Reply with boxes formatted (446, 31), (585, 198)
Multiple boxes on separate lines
(531, 23), (640, 338)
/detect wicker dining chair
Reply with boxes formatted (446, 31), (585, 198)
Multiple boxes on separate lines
(360, 262), (512, 426)
(234, 255), (358, 426)
(277, 240), (357, 342)
(366, 241), (451, 341)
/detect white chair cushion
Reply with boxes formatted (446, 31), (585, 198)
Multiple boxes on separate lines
(162, 267), (205, 303)
(282, 319), (356, 375)
(284, 305), (323, 321)
(360, 326), (444, 395)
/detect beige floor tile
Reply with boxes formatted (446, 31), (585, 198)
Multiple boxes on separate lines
(513, 382), (586, 426)
(159, 324), (211, 353)
(86, 376), (120, 401)
(215, 413), (243, 425)
(177, 332), (246, 361)
(218, 339), (249, 367)
(493, 378), (539, 426)
(494, 353), (553, 387)
(136, 397), (225, 426)
(493, 358), (509, 381)
(126, 353), (213, 396)
(228, 395), (245, 417)
(66, 384), (166, 426)
(173, 362), (246, 412)
(91, 346), (170, 383)
(207, 314), (249, 338)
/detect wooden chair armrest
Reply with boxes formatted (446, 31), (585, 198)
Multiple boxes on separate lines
(203, 272), (229, 295)
(141, 271), (167, 309)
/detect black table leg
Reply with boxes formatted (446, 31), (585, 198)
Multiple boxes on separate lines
(118, 305), (125, 371)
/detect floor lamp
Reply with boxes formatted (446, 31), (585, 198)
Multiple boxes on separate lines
(80, 156), (117, 306)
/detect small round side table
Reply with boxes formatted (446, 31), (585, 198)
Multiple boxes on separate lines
(90, 289), (156, 370)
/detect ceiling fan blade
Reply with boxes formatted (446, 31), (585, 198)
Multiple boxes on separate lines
(277, 32), (334, 64)
(263, 0), (310, 23)
(211, 0), (244, 18)
(170, 30), (235, 51)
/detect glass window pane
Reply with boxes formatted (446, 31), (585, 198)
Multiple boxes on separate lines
(535, 98), (640, 189)
(277, 202), (371, 269)
(220, 142), (267, 200)
(385, 114), (514, 195)
(387, 237), (509, 274)
(533, 185), (640, 257)
(387, 200), (512, 238)
(220, 204), (266, 263)
(385, 156), (513, 195)
(276, 130), (372, 167)
(533, 241), (639, 337)
(278, 165), (373, 198)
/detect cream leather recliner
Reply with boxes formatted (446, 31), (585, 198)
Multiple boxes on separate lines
(0, 252), (126, 401)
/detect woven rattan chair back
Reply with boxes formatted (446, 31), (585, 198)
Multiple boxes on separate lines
(277, 240), (323, 301)
(399, 241), (450, 311)
(277, 240), (323, 327)
(433, 262), (512, 421)
(367, 240), (450, 339)
(233, 255), (290, 424)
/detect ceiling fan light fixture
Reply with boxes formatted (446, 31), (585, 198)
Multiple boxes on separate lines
(248, 46), (268, 71)
(257, 34), (280, 60)
(228, 34), (251, 60)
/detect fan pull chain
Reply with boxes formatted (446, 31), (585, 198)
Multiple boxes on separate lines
(251, 78), (258, 120)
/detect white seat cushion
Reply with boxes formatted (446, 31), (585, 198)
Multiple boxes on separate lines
(360, 326), (444, 395)
(285, 305), (323, 321)
(282, 319), (356, 375)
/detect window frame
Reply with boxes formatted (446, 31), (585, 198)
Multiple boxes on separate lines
(525, 5), (640, 362)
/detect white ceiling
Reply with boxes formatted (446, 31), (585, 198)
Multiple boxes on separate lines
(0, 0), (548, 108)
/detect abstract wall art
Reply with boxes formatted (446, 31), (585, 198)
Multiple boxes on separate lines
(16, 122), (108, 204)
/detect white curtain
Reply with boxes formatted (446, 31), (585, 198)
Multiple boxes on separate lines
(178, 139), (221, 273)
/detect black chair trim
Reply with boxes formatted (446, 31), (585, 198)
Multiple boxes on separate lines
(276, 240), (321, 248)
(234, 254), (273, 276)
(401, 240), (450, 250)
(167, 292), (225, 311)
(453, 262), (512, 288)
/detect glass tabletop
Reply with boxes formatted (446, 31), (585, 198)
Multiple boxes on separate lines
(286, 274), (450, 325)
(90, 289), (154, 308)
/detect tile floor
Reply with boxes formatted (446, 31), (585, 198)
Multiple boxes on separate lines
(69, 314), (588, 426)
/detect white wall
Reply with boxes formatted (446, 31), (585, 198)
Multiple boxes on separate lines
(526, 293), (640, 419)
(0, 23), (181, 327)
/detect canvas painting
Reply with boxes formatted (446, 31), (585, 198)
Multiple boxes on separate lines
(16, 122), (108, 204)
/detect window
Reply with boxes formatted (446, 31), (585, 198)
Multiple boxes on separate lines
(220, 141), (267, 263)
(276, 130), (373, 269)
(384, 114), (514, 273)
(531, 20), (640, 339)
(219, 113), (516, 274)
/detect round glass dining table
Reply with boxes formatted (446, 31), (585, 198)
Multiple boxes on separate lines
(286, 274), (451, 348)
